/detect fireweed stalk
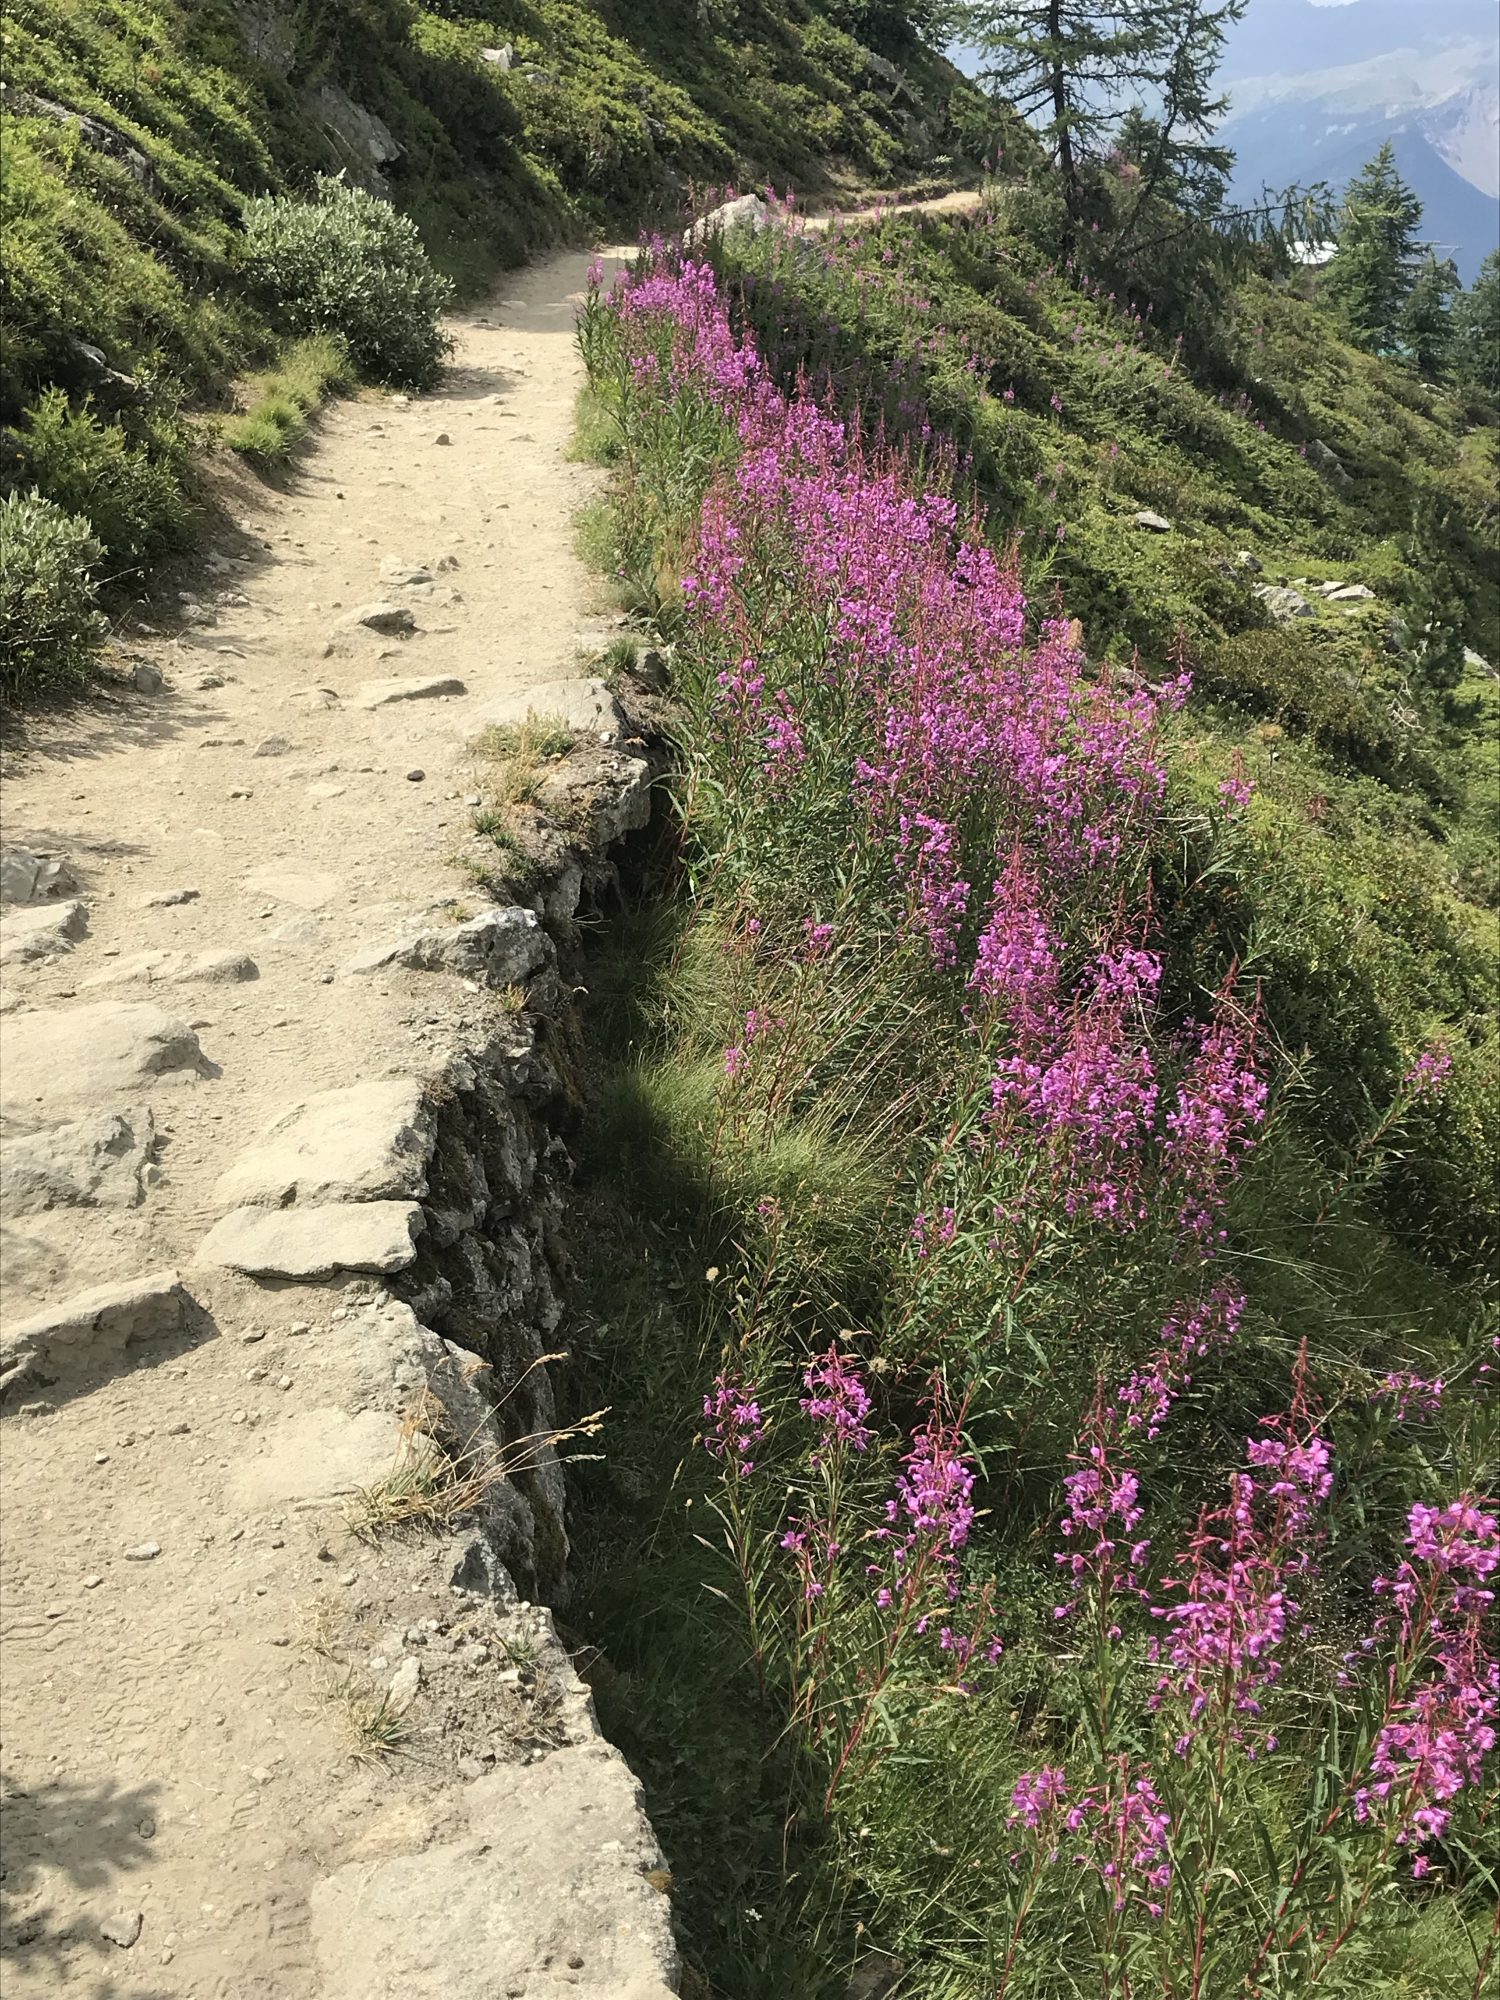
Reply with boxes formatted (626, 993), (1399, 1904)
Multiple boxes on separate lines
(586, 239), (1496, 1991)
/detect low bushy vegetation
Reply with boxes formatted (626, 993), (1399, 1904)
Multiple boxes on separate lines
(564, 218), (1497, 1998)
(241, 180), (453, 387)
(0, 494), (106, 701)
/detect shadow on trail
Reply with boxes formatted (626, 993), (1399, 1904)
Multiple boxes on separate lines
(0, 1769), (171, 1994)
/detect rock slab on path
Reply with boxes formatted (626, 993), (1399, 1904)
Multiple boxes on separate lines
(0, 898), (88, 963)
(345, 906), (550, 988)
(1, 1107), (157, 1213)
(309, 1741), (679, 1999)
(1, 1268), (187, 1400)
(213, 1078), (434, 1208)
(0, 1002), (207, 1116)
(197, 1200), (425, 1278)
(352, 675), (466, 710)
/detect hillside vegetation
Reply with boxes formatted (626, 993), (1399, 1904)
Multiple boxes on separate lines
(561, 182), (1498, 1998)
(0, 0), (983, 677)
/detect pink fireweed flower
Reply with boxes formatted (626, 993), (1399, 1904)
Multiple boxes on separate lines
(1375, 1371), (1446, 1421)
(1054, 1399), (1149, 1633)
(702, 1371), (766, 1477)
(1009, 1765), (1068, 1829)
(1218, 748), (1254, 812)
(1355, 1497), (1498, 1867)
(1151, 1419), (1333, 1751)
(1404, 1042), (1453, 1097)
(1063, 1758), (1173, 1916)
(800, 1347), (874, 1459)
(1116, 1286), (1244, 1440)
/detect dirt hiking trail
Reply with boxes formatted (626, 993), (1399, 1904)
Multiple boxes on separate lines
(0, 245), (687, 2000)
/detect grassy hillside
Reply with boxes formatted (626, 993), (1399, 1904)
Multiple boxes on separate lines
(558, 207), (1499, 1999)
(0, 0), (984, 616)
(706, 195), (1500, 1270)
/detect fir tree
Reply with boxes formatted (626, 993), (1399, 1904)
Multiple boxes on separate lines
(1400, 253), (1460, 377)
(1452, 250), (1500, 397)
(945, 2), (1246, 223)
(1322, 142), (1424, 352)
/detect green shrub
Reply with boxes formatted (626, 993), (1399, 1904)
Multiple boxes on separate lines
(241, 177), (454, 388)
(12, 389), (192, 573)
(0, 492), (105, 700)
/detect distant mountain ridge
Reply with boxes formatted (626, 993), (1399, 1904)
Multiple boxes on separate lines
(1219, 0), (1498, 280)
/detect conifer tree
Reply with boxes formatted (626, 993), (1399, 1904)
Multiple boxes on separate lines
(1400, 253), (1460, 377)
(1322, 142), (1424, 352)
(945, 1), (1246, 223)
(1452, 250), (1500, 397)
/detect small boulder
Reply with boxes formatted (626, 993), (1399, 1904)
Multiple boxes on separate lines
(0, 849), (77, 906)
(686, 193), (771, 246)
(1236, 551), (1263, 573)
(1253, 584), (1315, 624)
(0, 899), (87, 965)
(337, 603), (416, 638)
(197, 1202), (425, 1279)
(1133, 510), (1173, 533)
(1325, 583), (1376, 602)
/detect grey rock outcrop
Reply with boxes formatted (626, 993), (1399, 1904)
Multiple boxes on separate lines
(1253, 584), (1315, 624)
(1133, 509), (1172, 533)
(345, 906), (551, 987)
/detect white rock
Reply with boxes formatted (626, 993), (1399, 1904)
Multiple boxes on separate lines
(351, 675), (466, 710)
(1133, 510), (1173, 532)
(310, 1742), (679, 1997)
(473, 677), (624, 743)
(1325, 583), (1376, 602)
(344, 906), (550, 988)
(0, 899), (87, 964)
(213, 1078), (434, 1209)
(0, 1108), (157, 1213)
(196, 1202), (425, 1279)
(0, 1004), (206, 1118)
(1, 1269), (187, 1401)
(388, 1656), (423, 1709)
(0, 849), (77, 906)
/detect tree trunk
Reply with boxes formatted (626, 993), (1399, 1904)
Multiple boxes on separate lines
(1048, 0), (1078, 220)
